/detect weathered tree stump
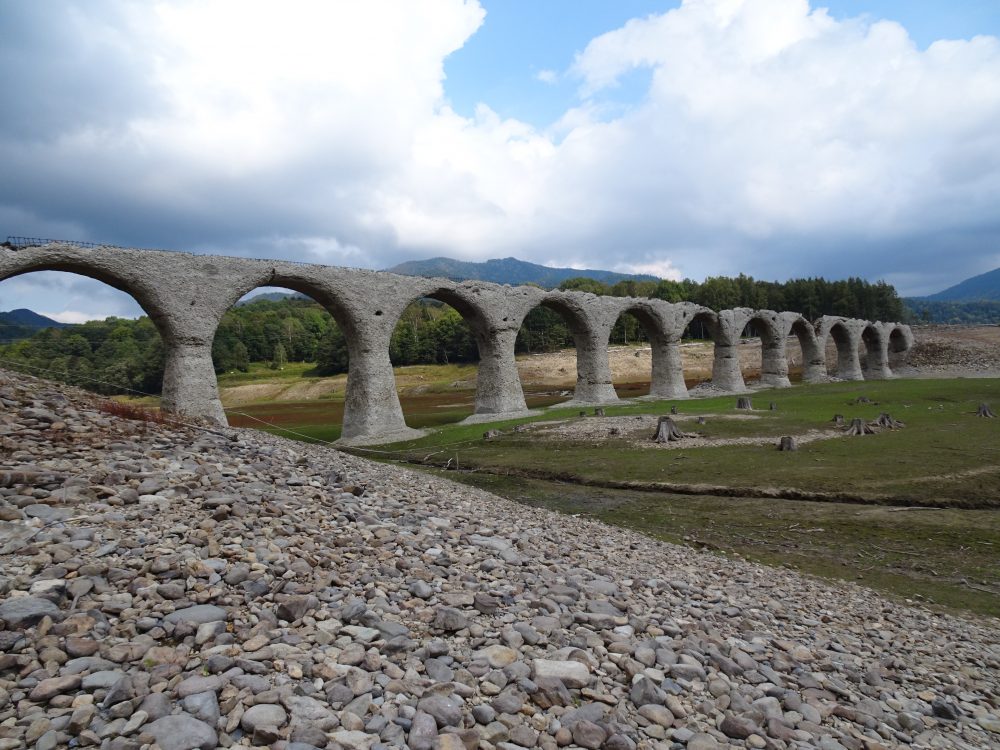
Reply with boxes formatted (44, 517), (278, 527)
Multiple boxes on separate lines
(652, 416), (688, 443)
(845, 417), (875, 436)
(778, 436), (797, 451)
(483, 429), (502, 440)
(736, 397), (753, 410)
(769, 402), (777, 411)
(977, 403), (996, 418)
(594, 407), (605, 417)
(670, 405), (678, 415)
(831, 414), (845, 426)
(874, 412), (905, 429)
(696, 416), (706, 425)
(608, 427), (621, 436)
(855, 395), (872, 404)
(579, 411), (587, 418)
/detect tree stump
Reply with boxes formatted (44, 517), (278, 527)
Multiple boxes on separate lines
(652, 416), (688, 443)
(874, 412), (905, 429)
(483, 429), (502, 440)
(696, 416), (706, 425)
(977, 403), (996, 418)
(855, 395), (872, 404)
(594, 407), (605, 417)
(769, 402), (777, 411)
(608, 427), (621, 436)
(670, 405), (678, 415)
(778, 436), (797, 451)
(736, 397), (753, 410)
(579, 411), (587, 418)
(845, 418), (875, 436)
(831, 414), (844, 426)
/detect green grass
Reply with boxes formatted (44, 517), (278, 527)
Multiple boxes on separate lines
(432, 471), (1000, 617)
(371, 379), (1000, 507)
(216, 361), (320, 386)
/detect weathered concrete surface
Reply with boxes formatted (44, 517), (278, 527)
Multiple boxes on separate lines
(0, 242), (913, 444)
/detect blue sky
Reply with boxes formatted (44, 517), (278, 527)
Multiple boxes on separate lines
(445, 1), (1000, 127)
(1, 0), (999, 321)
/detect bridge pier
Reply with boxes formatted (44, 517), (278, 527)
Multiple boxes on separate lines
(711, 309), (752, 392)
(472, 327), (530, 414)
(570, 324), (618, 404)
(161, 340), (227, 424)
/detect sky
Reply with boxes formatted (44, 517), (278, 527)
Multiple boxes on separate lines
(1, 0), (999, 322)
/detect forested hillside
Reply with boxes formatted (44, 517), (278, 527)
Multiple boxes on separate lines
(0, 274), (906, 396)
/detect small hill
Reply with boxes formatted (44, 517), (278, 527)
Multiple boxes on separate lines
(924, 266), (1000, 302)
(0, 308), (68, 341)
(387, 256), (657, 288)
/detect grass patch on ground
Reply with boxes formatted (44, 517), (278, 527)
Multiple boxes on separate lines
(431, 471), (1000, 618)
(371, 379), (1000, 507)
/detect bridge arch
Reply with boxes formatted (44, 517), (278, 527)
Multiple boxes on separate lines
(887, 324), (914, 373)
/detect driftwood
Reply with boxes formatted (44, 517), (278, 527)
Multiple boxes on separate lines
(652, 416), (688, 443)
(736, 397), (753, 410)
(594, 407), (605, 417)
(873, 412), (905, 429)
(483, 429), (502, 440)
(977, 403), (996, 418)
(778, 436), (797, 451)
(845, 417), (875, 436)
(831, 414), (845, 426)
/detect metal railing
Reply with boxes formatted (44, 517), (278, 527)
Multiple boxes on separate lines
(3, 236), (114, 250)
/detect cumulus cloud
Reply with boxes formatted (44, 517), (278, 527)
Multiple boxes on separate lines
(1, 0), (999, 319)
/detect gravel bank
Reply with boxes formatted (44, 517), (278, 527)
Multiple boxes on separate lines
(0, 370), (997, 750)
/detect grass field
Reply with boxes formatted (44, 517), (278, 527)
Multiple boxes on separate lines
(351, 377), (1000, 617)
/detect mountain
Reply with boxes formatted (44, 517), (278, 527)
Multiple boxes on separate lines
(0, 308), (69, 342)
(922, 266), (1000, 302)
(386, 256), (658, 288)
(237, 291), (308, 305)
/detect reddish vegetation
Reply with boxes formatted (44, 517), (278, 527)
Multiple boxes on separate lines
(98, 400), (171, 425)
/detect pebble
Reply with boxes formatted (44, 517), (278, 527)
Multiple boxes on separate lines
(0, 369), (996, 750)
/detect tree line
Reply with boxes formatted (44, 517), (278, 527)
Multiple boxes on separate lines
(0, 274), (907, 395)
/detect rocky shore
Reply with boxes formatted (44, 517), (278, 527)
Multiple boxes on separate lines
(0, 369), (997, 750)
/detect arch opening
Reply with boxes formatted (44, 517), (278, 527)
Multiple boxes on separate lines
(825, 321), (854, 378)
(388, 291), (483, 429)
(509, 298), (599, 407)
(677, 310), (718, 389)
(0, 269), (167, 399)
(608, 307), (658, 398)
(213, 285), (352, 442)
(888, 327), (909, 371)
(787, 318), (822, 383)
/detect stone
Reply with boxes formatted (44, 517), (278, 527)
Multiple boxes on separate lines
(532, 659), (592, 689)
(144, 715), (218, 750)
(433, 606), (469, 632)
(0, 596), (62, 627)
(241, 703), (288, 732)
(571, 720), (607, 750)
(30, 674), (82, 702)
(417, 693), (464, 727)
(162, 604), (227, 626)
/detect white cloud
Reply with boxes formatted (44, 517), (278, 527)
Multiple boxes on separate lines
(536, 69), (559, 84)
(39, 310), (98, 325)
(1, 0), (999, 306)
(614, 260), (683, 281)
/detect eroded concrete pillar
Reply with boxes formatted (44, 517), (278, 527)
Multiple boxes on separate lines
(711, 308), (752, 392)
(572, 325), (618, 403)
(755, 311), (790, 388)
(862, 324), (894, 380)
(160, 339), (227, 424)
(473, 326), (528, 414)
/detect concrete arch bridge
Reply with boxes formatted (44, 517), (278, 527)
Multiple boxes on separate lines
(0, 242), (913, 445)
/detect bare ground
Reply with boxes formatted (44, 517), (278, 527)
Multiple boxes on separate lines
(217, 324), (1000, 406)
